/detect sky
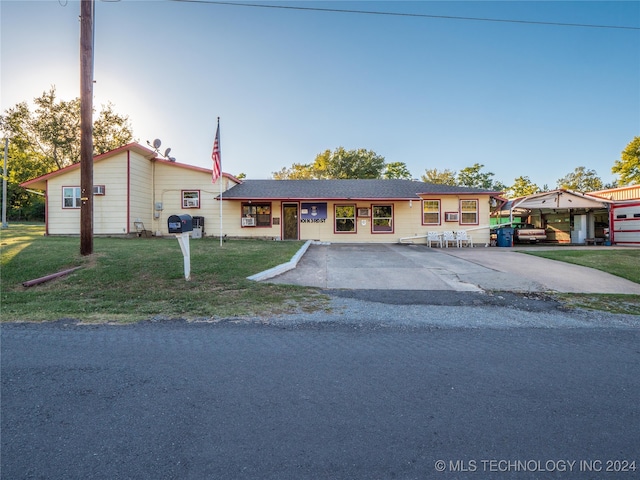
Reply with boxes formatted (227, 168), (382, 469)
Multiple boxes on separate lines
(1, 0), (639, 189)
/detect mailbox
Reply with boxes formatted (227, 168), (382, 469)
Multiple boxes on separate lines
(168, 214), (193, 234)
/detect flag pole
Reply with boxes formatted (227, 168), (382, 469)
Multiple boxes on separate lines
(217, 117), (223, 247)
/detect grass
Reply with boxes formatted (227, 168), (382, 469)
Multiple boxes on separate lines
(521, 248), (640, 284)
(2, 225), (640, 321)
(521, 248), (640, 315)
(1, 224), (328, 323)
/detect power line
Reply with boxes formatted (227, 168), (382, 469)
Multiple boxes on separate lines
(170, 0), (640, 31)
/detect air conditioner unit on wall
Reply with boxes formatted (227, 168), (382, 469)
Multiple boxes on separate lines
(445, 212), (459, 222)
(357, 208), (370, 217)
(241, 217), (256, 227)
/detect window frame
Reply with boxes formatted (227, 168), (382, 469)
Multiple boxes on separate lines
(182, 190), (201, 209)
(422, 199), (441, 225)
(371, 204), (394, 233)
(334, 204), (357, 234)
(460, 199), (479, 225)
(242, 202), (272, 227)
(62, 186), (81, 209)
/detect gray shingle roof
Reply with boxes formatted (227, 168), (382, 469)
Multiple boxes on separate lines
(221, 179), (498, 200)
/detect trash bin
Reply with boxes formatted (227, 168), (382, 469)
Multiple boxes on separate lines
(496, 227), (514, 247)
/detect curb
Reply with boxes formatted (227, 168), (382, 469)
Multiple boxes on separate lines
(247, 240), (314, 282)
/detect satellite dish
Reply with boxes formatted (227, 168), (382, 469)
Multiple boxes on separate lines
(164, 148), (171, 157)
(153, 139), (162, 149)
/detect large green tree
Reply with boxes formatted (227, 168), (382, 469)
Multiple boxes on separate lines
(0, 87), (134, 220)
(272, 163), (315, 180)
(506, 176), (541, 198)
(272, 147), (387, 179)
(556, 166), (604, 192)
(612, 136), (640, 186)
(1, 87), (133, 170)
(317, 147), (386, 179)
(421, 168), (457, 185)
(457, 163), (503, 190)
(383, 161), (413, 179)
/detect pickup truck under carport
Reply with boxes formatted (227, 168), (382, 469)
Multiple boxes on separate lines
(514, 224), (547, 243)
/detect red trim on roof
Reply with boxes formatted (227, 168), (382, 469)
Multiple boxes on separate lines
(417, 191), (501, 196)
(20, 142), (241, 189)
(219, 196), (421, 201)
(152, 158), (241, 183)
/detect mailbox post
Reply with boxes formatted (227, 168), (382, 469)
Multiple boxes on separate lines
(168, 214), (193, 280)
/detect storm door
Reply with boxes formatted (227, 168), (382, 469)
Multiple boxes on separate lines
(282, 203), (299, 240)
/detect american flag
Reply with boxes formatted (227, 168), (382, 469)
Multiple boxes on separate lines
(211, 122), (221, 183)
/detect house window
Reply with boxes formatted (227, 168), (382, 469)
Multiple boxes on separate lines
(93, 185), (106, 195)
(62, 187), (81, 208)
(242, 203), (272, 227)
(182, 190), (200, 208)
(335, 205), (356, 233)
(372, 205), (393, 232)
(460, 199), (478, 225)
(422, 200), (440, 225)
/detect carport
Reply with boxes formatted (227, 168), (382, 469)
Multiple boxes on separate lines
(496, 189), (613, 244)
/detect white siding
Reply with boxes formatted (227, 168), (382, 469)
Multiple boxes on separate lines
(93, 152), (129, 234)
(47, 172), (81, 235)
(45, 151), (135, 235)
(128, 151), (153, 233)
(153, 163), (236, 236)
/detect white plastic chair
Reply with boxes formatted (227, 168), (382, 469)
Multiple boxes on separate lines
(456, 230), (473, 247)
(427, 231), (442, 248)
(442, 230), (457, 248)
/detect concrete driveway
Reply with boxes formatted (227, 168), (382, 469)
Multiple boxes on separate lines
(265, 243), (640, 294)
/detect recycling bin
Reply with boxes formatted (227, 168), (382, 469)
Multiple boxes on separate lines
(496, 227), (514, 247)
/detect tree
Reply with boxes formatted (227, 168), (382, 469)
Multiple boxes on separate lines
(457, 163), (501, 190)
(383, 161), (413, 179)
(318, 147), (386, 179)
(92, 102), (136, 156)
(0, 87), (133, 170)
(0, 87), (134, 220)
(556, 166), (604, 192)
(612, 136), (640, 186)
(506, 176), (541, 198)
(0, 146), (46, 220)
(272, 163), (315, 179)
(421, 168), (457, 185)
(273, 147), (386, 179)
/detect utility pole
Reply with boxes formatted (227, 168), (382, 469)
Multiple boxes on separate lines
(80, 0), (94, 255)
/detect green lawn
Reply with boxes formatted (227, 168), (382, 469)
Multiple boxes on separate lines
(1, 224), (328, 322)
(522, 248), (640, 315)
(522, 248), (640, 284)
(2, 225), (639, 321)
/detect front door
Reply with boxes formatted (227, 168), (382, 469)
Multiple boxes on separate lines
(282, 203), (299, 240)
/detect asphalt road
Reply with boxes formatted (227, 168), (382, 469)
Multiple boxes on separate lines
(2, 314), (639, 480)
